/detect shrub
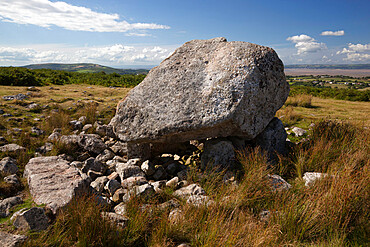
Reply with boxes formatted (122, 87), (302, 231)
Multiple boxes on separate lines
(286, 94), (313, 108)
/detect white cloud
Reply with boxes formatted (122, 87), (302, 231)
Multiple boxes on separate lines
(321, 30), (345, 36)
(0, 0), (170, 32)
(0, 44), (176, 66)
(287, 34), (326, 55)
(337, 43), (370, 62)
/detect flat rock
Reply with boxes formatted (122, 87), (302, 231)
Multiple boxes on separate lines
(110, 37), (288, 150)
(0, 144), (25, 153)
(173, 184), (206, 199)
(0, 231), (27, 247)
(24, 156), (88, 214)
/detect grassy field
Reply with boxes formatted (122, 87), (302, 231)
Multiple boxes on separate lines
(0, 84), (369, 246)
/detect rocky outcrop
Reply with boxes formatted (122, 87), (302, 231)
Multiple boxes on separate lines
(24, 156), (88, 214)
(110, 37), (289, 157)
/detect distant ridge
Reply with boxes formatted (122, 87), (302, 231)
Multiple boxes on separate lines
(285, 64), (370, 70)
(22, 63), (149, 75)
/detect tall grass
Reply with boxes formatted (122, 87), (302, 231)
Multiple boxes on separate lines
(286, 94), (313, 108)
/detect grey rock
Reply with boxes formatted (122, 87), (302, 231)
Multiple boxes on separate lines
(121, 176), (147, 189)
(78, 116), (87, 124)
(110, 141), (128, 156)
(133, 184), (155, 198)
(87, 170), (103, 181)
(201, 139), (235, 170)
(177, 244), (190, 247)
(168, 208), (183, 224)
(27, 86), (40, 91)
(70, 161), (84, 169)
(177, 170), (188, 181)
(0, 196), (23, 218)
(110, 37), (289, 156)
(96, 149), (115, 163)
(82, 124), (93, 132)
(12, 207), (49, 231)
(303, 172), (328, 187)
(152, 165), (167, 180)
(141, 160), (155, 176)
(82, 157), (106, 174)
(114, 202), (127, 216)
(59, 134), (79, 146)
(0, 157), (18, 175)
(24, 156), (88, 214)
(166, 176), (179, 188)
(116, 159), (145, 180)
(96, 124), (115, 138)
(254, 117), (287, 160)
(78, 134), (107, 154)
(0, 144), (25, 153)
(3, 94), (27, 101)
(107, 171), (119, 180)
(267, 174), (291, 191)
(158, 199), (180, 210)
(90, 176), (109, 194)
(36, 142), (53, 154)
(26, 103), (40, 110)
(259, 210), (271, 222)
(186, 195), (214, 207)
(292, 127), (307, 137)
(69, 120), (83, 130)
(101, 212), (128, 228)
(0, 231), (27, 247)
(166, 162), (179, 175)
(149, 180), (166, 193)
(104, 179), (121, 195)
(173, 184), (206, 199)
(4, 174), (21, 186)
(112, 188), (127, 203)
(47, 132), (61, 142)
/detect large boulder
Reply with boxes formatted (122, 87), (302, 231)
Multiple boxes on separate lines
(24, 156), (88, 214)
(110, 37), (289, 154)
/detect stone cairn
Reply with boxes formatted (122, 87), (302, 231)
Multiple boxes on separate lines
(4, 38), (293, 235)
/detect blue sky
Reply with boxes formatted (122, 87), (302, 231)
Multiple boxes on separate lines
(0, 0), (369, 67)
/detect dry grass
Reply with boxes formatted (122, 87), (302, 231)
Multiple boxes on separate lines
(286, 94), (313, 108)
(276, 106), (301, 126)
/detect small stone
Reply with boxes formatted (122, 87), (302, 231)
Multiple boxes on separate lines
(114, 202), (127, 216)
(133, 184), (155, 198)
(177, 170), (188, 180)
(4, 174), (21, 186)
(166, 162), (179, 175)
(107, 172), (119, 180)
(12, 207), (49, 231)
(82, 157), (106, 174)
(70, 161), (84, 169)
(87, 170), (103, 181)
(0, 144), (25, 153)
(267, 174), (291, 191)
(157, 199), (180, 210)
(90, 176), (109, 194)
(110, 141), (128, 156)
(101, 212), (128, 228)
(149, 180), (166, 193)
(292, 127), (307, 137)
(141, 160), (155, 176)
(96, 149), (115, 163)
(78, 134), (107, 155)
(112, 188), (127, 203)
(153, 165), (167, 181)
(186, 195), (214, 207)
(121, 176), (147, 189)
(0, 157), (18, 175)
(166, 177), (179, 188)
(104, 179), (121, 195)
(36, 142), (53, 154)
(116, 159), (145, 180)
(0, 196), (23, 218)
(26, 103), (40, 110)
(173, 184), (206, 199)
(303, 172), (328, 187)
(69, 120), (83, 130)
(78, 116), (87, 124)
(47, 132), (61, 142)
(176, 180), (188, 189)
(82, 124), (93, 132)
(168, 208), (183, 224)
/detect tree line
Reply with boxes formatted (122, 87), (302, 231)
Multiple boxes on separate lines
(0, 67), (145, 87)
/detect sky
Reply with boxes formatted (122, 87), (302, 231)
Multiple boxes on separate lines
(0, 0), (369, 68)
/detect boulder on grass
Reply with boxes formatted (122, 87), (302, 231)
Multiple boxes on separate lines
(110, 37), (289, 157)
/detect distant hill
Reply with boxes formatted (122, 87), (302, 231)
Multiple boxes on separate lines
(285, 64), (370, 70)
(22, 63), (149, 75)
